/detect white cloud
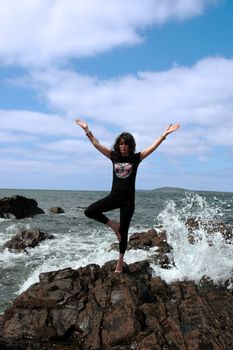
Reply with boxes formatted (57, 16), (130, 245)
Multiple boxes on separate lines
(0, 109), (116, 150)
(0, 131), (37, 143)
(40, 139), (90, 154)
(29, 56), (233, 155)
(1, 55), (232, 163)
(1, 0), (231, 192)
(0, 0), (218, 66)
(1, 54), (232, 190)
(0, 110), (77, 137)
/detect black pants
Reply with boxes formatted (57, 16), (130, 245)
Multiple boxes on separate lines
(84, 193), (135, 254)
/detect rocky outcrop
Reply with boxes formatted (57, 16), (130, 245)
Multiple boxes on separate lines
(1, 260), (233, 350)
(0, 195), (44, 219)
(129, 228), (172, 253)
(3, 229), (54, 253)
(186, 218), (233, 244)
(186, 218), (232, 237)
(110, 229), (173, 269)
(110, 229), (171, 252)
(48, 206), (65, 214)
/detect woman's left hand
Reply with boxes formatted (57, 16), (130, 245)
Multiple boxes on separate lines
(164, 123), (180, 136)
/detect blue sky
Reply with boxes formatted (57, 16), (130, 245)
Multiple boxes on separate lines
(0, 0), (233, 192)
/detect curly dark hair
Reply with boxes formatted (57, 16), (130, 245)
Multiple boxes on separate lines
(112, 132), (136, 156)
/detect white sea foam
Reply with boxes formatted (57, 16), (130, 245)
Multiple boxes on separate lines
(153, 193), (233, 286)
(0, 218), (8, 223)
(5, 222), (31, 235)
(0, 222), (31, 249)
(17, 226), (148, 294)
(0, 249), (26, 267)
(13, 193), (233, 296)
(1, 189), (232, 315)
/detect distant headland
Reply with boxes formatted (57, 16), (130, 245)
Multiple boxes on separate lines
(151, 187), (232, 194)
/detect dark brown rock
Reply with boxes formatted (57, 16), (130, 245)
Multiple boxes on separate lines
(3, 229), (54, 253)
(48, 207), (65, 214)
(0, 195), (44, 219)
(185, 217), (199, 230)
(1, 261), (233, 350)
(110, 229), (173, 269)
(110, 229), (172, 254)
(147, 253), (173, 269)
(207, 222), (233, 240)
(186, 217), (233, 244)
(128, 229), (172, 253)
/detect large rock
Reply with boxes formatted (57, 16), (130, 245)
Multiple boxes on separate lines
(3, 229), (54, 253)
(0, 195), (44, 219)
(1, 260), (233, 350)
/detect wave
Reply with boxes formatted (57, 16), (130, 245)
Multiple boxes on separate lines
(154, 193), (232, 286)
(0, 190), (232, 313)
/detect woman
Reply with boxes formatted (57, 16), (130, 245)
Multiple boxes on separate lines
(76, 119), (180, 272)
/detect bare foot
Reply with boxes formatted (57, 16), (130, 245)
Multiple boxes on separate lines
(115, 263), (123, 273)
(115, 269), (122, 273)
(115, 254), (124, 273)
(107, 220), (121, 242)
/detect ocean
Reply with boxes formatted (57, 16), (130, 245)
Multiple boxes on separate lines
(0, 188), (233, 314)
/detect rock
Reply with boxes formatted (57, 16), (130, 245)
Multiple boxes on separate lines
(3, 229), (54, 253)
(110, 229), (171, 254)
(1, 260), (233, 350)
(186, 217), (233, 244)
(207, 222), (233, 240)
(48, 207), (65, 214)
(0, 195), (44, 219)
(108, 242), (119, 251)
(128, 229), (172, 253)
(147, 253), (174, 269)
(185, 217), (199, 230)
(110, 229), (173, 269)
(0, 212), (12, 219)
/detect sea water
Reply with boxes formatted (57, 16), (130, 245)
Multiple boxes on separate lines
(0, 188), (232, 313)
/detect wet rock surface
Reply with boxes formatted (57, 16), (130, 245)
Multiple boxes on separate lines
(0, 195), (44, 219)
(186, 218), (233, 237)
(110, 229), (171, 254)
(3, 229), (54, 253)
(129, 229), (172, 253)
(110, 228), (174, 269)
(0, 260), (233, 350)
(186, 217), (233, 244)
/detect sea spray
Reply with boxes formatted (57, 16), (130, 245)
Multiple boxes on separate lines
(153, 193), (233, 286)
(1, 189), (232, 313)
(17, 227), (149, 294)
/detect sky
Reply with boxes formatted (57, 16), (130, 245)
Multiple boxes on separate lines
(0, 0), (233, 192)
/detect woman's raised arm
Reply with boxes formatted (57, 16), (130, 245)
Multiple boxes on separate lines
(75, 119), (111, 159)
(140, 123), (180, 161)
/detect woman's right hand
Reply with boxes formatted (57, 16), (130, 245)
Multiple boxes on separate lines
(75, 119), (88, 131)
(75, 118), (111, 158)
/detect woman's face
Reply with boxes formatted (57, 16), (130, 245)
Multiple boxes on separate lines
(119, 138), (129, 156)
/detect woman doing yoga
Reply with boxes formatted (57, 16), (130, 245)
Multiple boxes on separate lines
(76, 119), (180, 273)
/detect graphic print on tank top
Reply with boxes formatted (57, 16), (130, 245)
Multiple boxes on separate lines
(114, 162), (133, 178)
